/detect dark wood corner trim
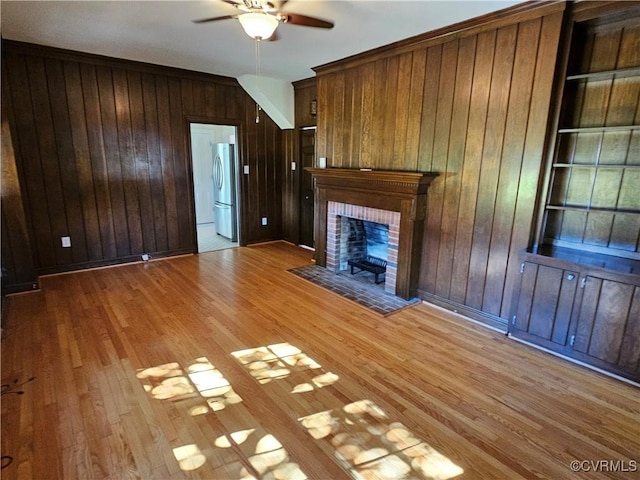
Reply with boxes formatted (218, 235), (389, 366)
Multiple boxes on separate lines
(293, 77), (316, 89)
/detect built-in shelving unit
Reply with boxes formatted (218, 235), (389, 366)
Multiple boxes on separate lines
(540, 10), (640, 264)
(511, 4), (640, 383)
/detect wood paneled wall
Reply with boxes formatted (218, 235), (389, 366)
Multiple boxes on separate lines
(314, 2), (566, 323)
(1, 41), (283, 280)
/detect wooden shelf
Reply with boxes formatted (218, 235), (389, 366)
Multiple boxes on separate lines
(566, 66), (640, 81)
(552, 163), (640, 169)
(558, 125), (640, 134)
(545, 205), (640, 216)
(539, 240), (640, 265)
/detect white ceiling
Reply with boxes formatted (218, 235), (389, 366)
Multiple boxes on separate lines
(1, 0), (521, 83)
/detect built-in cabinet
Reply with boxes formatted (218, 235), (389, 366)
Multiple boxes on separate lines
(511, 252), (640, 381)
(511, 3), (640, 382)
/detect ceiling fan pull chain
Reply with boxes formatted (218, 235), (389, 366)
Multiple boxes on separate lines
(255, 38), (261, 123)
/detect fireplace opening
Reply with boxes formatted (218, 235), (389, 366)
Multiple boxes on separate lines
(340, 218), (389, 286)
(326, 202), (400, 295)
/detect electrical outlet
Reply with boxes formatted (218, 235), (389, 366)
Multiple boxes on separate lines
(261, 217), (268, 226)
(61, 236), (71, 248)
(141, 254), (150, 261)
(243, 165), (249, 175)
(291, 161), (296, 171)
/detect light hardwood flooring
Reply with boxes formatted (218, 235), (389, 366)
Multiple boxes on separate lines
(1, 242), (638, 479)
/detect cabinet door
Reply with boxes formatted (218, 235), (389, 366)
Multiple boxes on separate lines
(574, 276), (640, 376)
(513, 262), (580, 347)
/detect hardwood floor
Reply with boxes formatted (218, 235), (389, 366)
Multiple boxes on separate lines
(1, 242), (638, 479)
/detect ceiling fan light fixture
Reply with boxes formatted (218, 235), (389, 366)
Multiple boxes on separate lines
(238, 12), (279, 40)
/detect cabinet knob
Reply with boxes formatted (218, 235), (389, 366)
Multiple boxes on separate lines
(567, 274), (575, 281)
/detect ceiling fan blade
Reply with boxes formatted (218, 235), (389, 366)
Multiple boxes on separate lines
(281, 13), (334, 29)
(192, 14), (238, 24)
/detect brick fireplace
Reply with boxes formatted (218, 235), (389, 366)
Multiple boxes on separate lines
(308, 168), (437, 300)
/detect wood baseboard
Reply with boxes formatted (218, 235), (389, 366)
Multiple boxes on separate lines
(417, 289), (509, 332)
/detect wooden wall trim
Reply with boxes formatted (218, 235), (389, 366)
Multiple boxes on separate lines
(417, 290), (509, 332)
(292, 77), (316, 89)
(571, 0), (640, 22)
(313, 1), (566, 75)
(2, 39), (239, 85)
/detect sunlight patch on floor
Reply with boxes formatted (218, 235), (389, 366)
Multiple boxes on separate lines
(299, 400), (464, 480)
(139, 345), (460, 478)
(232, 343), (325, 385)
(136, 357), (242, 414)
(137, 356), (307, 478)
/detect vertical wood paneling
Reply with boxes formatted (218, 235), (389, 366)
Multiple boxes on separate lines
(141, 72), (169, 253)
(7, 54), (56, 268)
(314, 6), (563, 324)
(370, 60), (388, 168)
(331, 73), (345, 166)
(46, 58), (90, 264)
(405, 50), (427, 170)
(466, 24), (517, 313)
(381, 56), (400, 167)
(449, 30), (495, 304)
(422, 42), (456, 294)
(97, 65), (130, 258)
(342, 69), (356, 167)
(81, 63), (118, 259)
(157, 76), (179, 252)
(417, 45), (442, 172)
(483, 19), (541, 316)
(28, 55), (71, 266)
(504, 12), (564, 319)
(392, 53), (413, 171)
(126, 70), (156, 254)
(434, 36), (475, 299)
(2, 41), (283, 279)
(360, 62), (376, 167)
(113, 68), (144, 256)
(64, 60), (103, 261)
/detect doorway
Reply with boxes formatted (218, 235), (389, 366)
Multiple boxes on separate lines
(190, 123), (239, 253)
(299, 127), (316, 248)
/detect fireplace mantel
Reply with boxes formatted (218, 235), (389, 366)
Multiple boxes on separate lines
(308, 168), (437, 299)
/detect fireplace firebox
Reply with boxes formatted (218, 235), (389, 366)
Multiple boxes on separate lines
(343, 218), (389, 284)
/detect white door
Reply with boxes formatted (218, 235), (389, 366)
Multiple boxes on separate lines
(191, 126), (215, 224)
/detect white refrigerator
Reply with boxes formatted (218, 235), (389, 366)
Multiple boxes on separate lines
(212, 143), (237, 241)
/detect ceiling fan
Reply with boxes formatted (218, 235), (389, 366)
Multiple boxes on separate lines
(193, 0), (334, 41)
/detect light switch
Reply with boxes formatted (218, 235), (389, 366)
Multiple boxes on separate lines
(61, 236), (71, 248)
(243, 165), (249, 175)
